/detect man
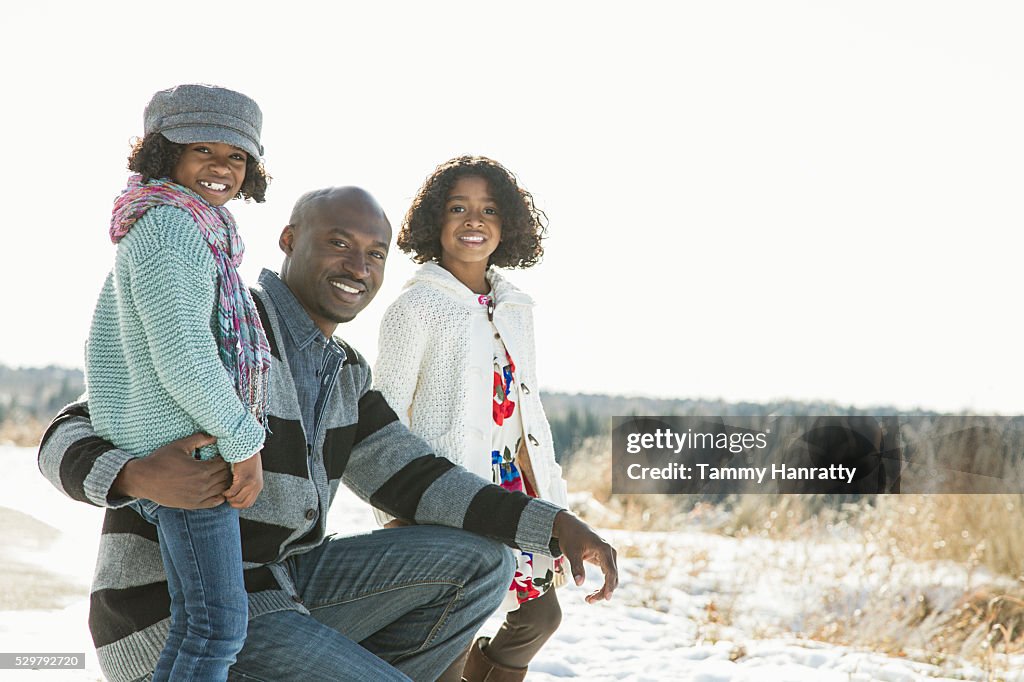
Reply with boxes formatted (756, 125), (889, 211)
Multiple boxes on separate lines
(39, 187), (617, 682)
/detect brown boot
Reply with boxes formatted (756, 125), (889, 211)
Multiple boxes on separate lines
(461, 637), (528, 682)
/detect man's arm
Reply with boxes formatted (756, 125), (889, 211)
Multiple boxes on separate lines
(342, 389), (618, 601)
(38, 401), (230, 508)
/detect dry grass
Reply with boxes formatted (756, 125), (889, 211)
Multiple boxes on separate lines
(564, 435), (693, 532)
(864, 494), (1024, 580)
(563, 434), (1024, 671)
(564, 434), (1024, 576)
(0, 417), (45, 447)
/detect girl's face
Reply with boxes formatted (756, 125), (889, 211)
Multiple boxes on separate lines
(171, 142), (248, 206)
(439, 175), (502, 276)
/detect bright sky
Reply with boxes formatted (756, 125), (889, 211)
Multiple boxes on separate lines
(2, 1), (1023, 414)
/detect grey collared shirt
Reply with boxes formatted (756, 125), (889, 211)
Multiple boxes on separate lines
(258, 269), (347, 449)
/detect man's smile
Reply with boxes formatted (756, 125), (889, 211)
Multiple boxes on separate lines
(329, 278), (366, 301)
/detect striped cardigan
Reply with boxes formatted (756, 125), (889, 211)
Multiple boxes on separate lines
(37, 281), (563, 682)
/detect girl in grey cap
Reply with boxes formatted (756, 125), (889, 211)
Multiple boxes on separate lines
(85, 83), (271, 682)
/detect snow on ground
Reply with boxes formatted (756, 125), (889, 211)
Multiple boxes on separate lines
(1, 445), (1021, 681)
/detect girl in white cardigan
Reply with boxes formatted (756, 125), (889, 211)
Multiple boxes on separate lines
(374, 156), (569, 682)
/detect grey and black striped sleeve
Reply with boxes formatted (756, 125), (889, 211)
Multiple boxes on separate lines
(344, 388), (563, 557)
(37, 401), (136, 508)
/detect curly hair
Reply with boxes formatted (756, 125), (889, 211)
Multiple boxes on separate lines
(127, 133), (271, 203)
(398, 156), (546, 269)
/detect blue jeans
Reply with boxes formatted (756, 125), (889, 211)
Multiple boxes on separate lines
(134, 500), (248, 682)
(226, 525), (515, 682)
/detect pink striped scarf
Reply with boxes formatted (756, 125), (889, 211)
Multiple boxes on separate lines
(110, 174), (271, 425)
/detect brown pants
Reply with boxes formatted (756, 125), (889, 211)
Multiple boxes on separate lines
(437, 585), (563, 681)
(486, 587), (562, 669)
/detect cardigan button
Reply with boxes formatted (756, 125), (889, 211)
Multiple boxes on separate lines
(521, 383), (531, 394)
(305, 509), (317, 521)
(528, 434), (539, 446)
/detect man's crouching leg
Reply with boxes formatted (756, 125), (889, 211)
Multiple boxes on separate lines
(359, 526), (515, 681)
(229, 526), (514, 682)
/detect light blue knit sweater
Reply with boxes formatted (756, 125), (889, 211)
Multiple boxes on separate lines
(85, 205), (265, 463)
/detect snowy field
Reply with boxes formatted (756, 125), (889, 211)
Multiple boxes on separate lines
(1, 445), (1021, 681)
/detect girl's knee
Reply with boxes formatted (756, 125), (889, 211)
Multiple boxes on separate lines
(543, 594), (561, 634)
(515, 590), (561, 635)
(540, 589), (565, 630)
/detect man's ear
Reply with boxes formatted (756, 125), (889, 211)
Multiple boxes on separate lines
(279, 225), (295, 255)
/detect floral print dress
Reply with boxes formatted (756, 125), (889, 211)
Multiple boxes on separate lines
(486, 300), (564, 605)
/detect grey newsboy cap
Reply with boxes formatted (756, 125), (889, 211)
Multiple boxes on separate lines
(144, 84), (264, 159)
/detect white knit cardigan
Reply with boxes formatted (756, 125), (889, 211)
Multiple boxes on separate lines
(372, 262), (569, 526)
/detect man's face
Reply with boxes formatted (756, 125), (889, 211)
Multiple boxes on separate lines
(280, 193), (391, 335)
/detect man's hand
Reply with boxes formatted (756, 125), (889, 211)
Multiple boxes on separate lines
(552, 511), (618, 603)
(224, 451), (264, 509)
(112, 432), (229, 508)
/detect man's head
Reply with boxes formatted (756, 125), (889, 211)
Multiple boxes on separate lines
(279, 187), (392, 336)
